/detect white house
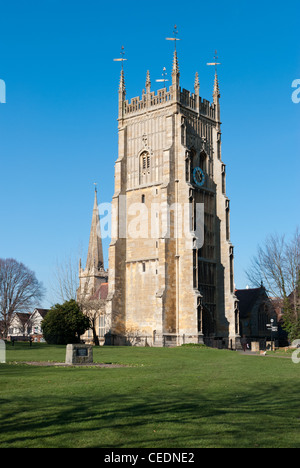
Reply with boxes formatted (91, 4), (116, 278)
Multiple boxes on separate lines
(7, 309), (49, 342)
(27, 309), (49, 342)
(8, 313), (31, 340)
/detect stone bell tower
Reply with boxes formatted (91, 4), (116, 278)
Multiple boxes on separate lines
(106, 43), (241, 349)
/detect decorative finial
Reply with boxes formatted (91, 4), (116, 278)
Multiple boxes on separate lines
(172, 49), (179, 75)
(114, 46), (127, 94)
(194, 72), (199, 91)
(94, 182), (98, 193)
(207, 50), (221, 101)
(146, 70), (151, 90)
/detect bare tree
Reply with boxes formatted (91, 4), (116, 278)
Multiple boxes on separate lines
(247, 229), (299, 297)
(246, 228), (300, 339)
(0, 258), (45, 338)
(49, 252), (82, 304)
(78, 297), (106, 346)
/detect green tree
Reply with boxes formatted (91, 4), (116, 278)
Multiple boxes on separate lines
(42, 299), (90, 345)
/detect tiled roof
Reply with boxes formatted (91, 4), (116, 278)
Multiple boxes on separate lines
(235, 287), (265, 318)
(14, 312), (31, 325)
(34, 308), (49, 318)
(90, 283), (109, 301)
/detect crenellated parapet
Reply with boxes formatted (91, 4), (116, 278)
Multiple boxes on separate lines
(120, 85), (216, 120)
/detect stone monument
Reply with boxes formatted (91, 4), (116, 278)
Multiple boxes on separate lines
(65, 344), (93, 365)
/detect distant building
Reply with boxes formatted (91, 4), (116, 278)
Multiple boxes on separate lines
(7, 309), (49, 342)
(235, 286), (277, 343)
(77, 188), (109, 345)
(27, 308), (49, 342)
(8, 313), (31, 341)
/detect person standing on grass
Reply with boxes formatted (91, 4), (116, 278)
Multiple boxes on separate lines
(241, 336), (247, 352)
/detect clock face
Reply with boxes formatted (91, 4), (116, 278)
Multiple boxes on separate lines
(193, 167), (205, 187)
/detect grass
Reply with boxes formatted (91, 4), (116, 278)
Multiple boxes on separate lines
(0, 342), (299, 448)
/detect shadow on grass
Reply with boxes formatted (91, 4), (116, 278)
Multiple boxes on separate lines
(0, 368), (299, 448)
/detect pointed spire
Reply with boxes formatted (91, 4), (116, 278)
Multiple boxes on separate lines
(172, 50), (180, 79)
(194, 72), (200, 112)
(118, 68), (126, 120)
(146, 70), (151, 93)
(119, 68), (126, 94)
(114, 46), (127, 119)
(207, 50), (221, 104)
(85, 187), (104, 273)
(194, 72), (200, 94)
(213, 72), (220, 102)
(166, 25), (180, 90)
(114, 46), (127, 94)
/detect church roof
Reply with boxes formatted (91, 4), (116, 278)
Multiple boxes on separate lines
(235, 287), (266, 319)
(90, 283), (108, 301)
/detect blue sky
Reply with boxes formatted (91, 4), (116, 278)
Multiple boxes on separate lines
(0, 0), (299, 308)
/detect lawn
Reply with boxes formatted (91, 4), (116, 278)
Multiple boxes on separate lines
(0, 342), (299, 448)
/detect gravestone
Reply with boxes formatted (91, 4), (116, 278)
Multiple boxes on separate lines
(0, 340), (6, 363)
(65, 344), (93, 365)
(251, 341), (260, 352)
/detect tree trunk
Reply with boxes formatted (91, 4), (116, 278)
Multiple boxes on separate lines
(92, 325), (100, 346)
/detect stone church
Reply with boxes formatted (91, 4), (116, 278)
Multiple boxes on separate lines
(79, 44), (241, 349)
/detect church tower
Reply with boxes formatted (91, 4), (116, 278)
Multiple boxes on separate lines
(78, 188), (108, 299)
(107, 42), (241, 348)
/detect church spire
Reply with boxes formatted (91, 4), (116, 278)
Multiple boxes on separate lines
(166, 25), (180, 99)
(85, 186), (104, 273)
(194, 72), (200, 112)
(213, 71), (220, 103)
(119, 68), (125, 93)
(207, 51), (221, 125)
(114, 46), (127, 120)
(172, 49), (180, 80)
(146, 70), (151, 91)
(194, 72), (199, 93)
(207, 50), (221, 104)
